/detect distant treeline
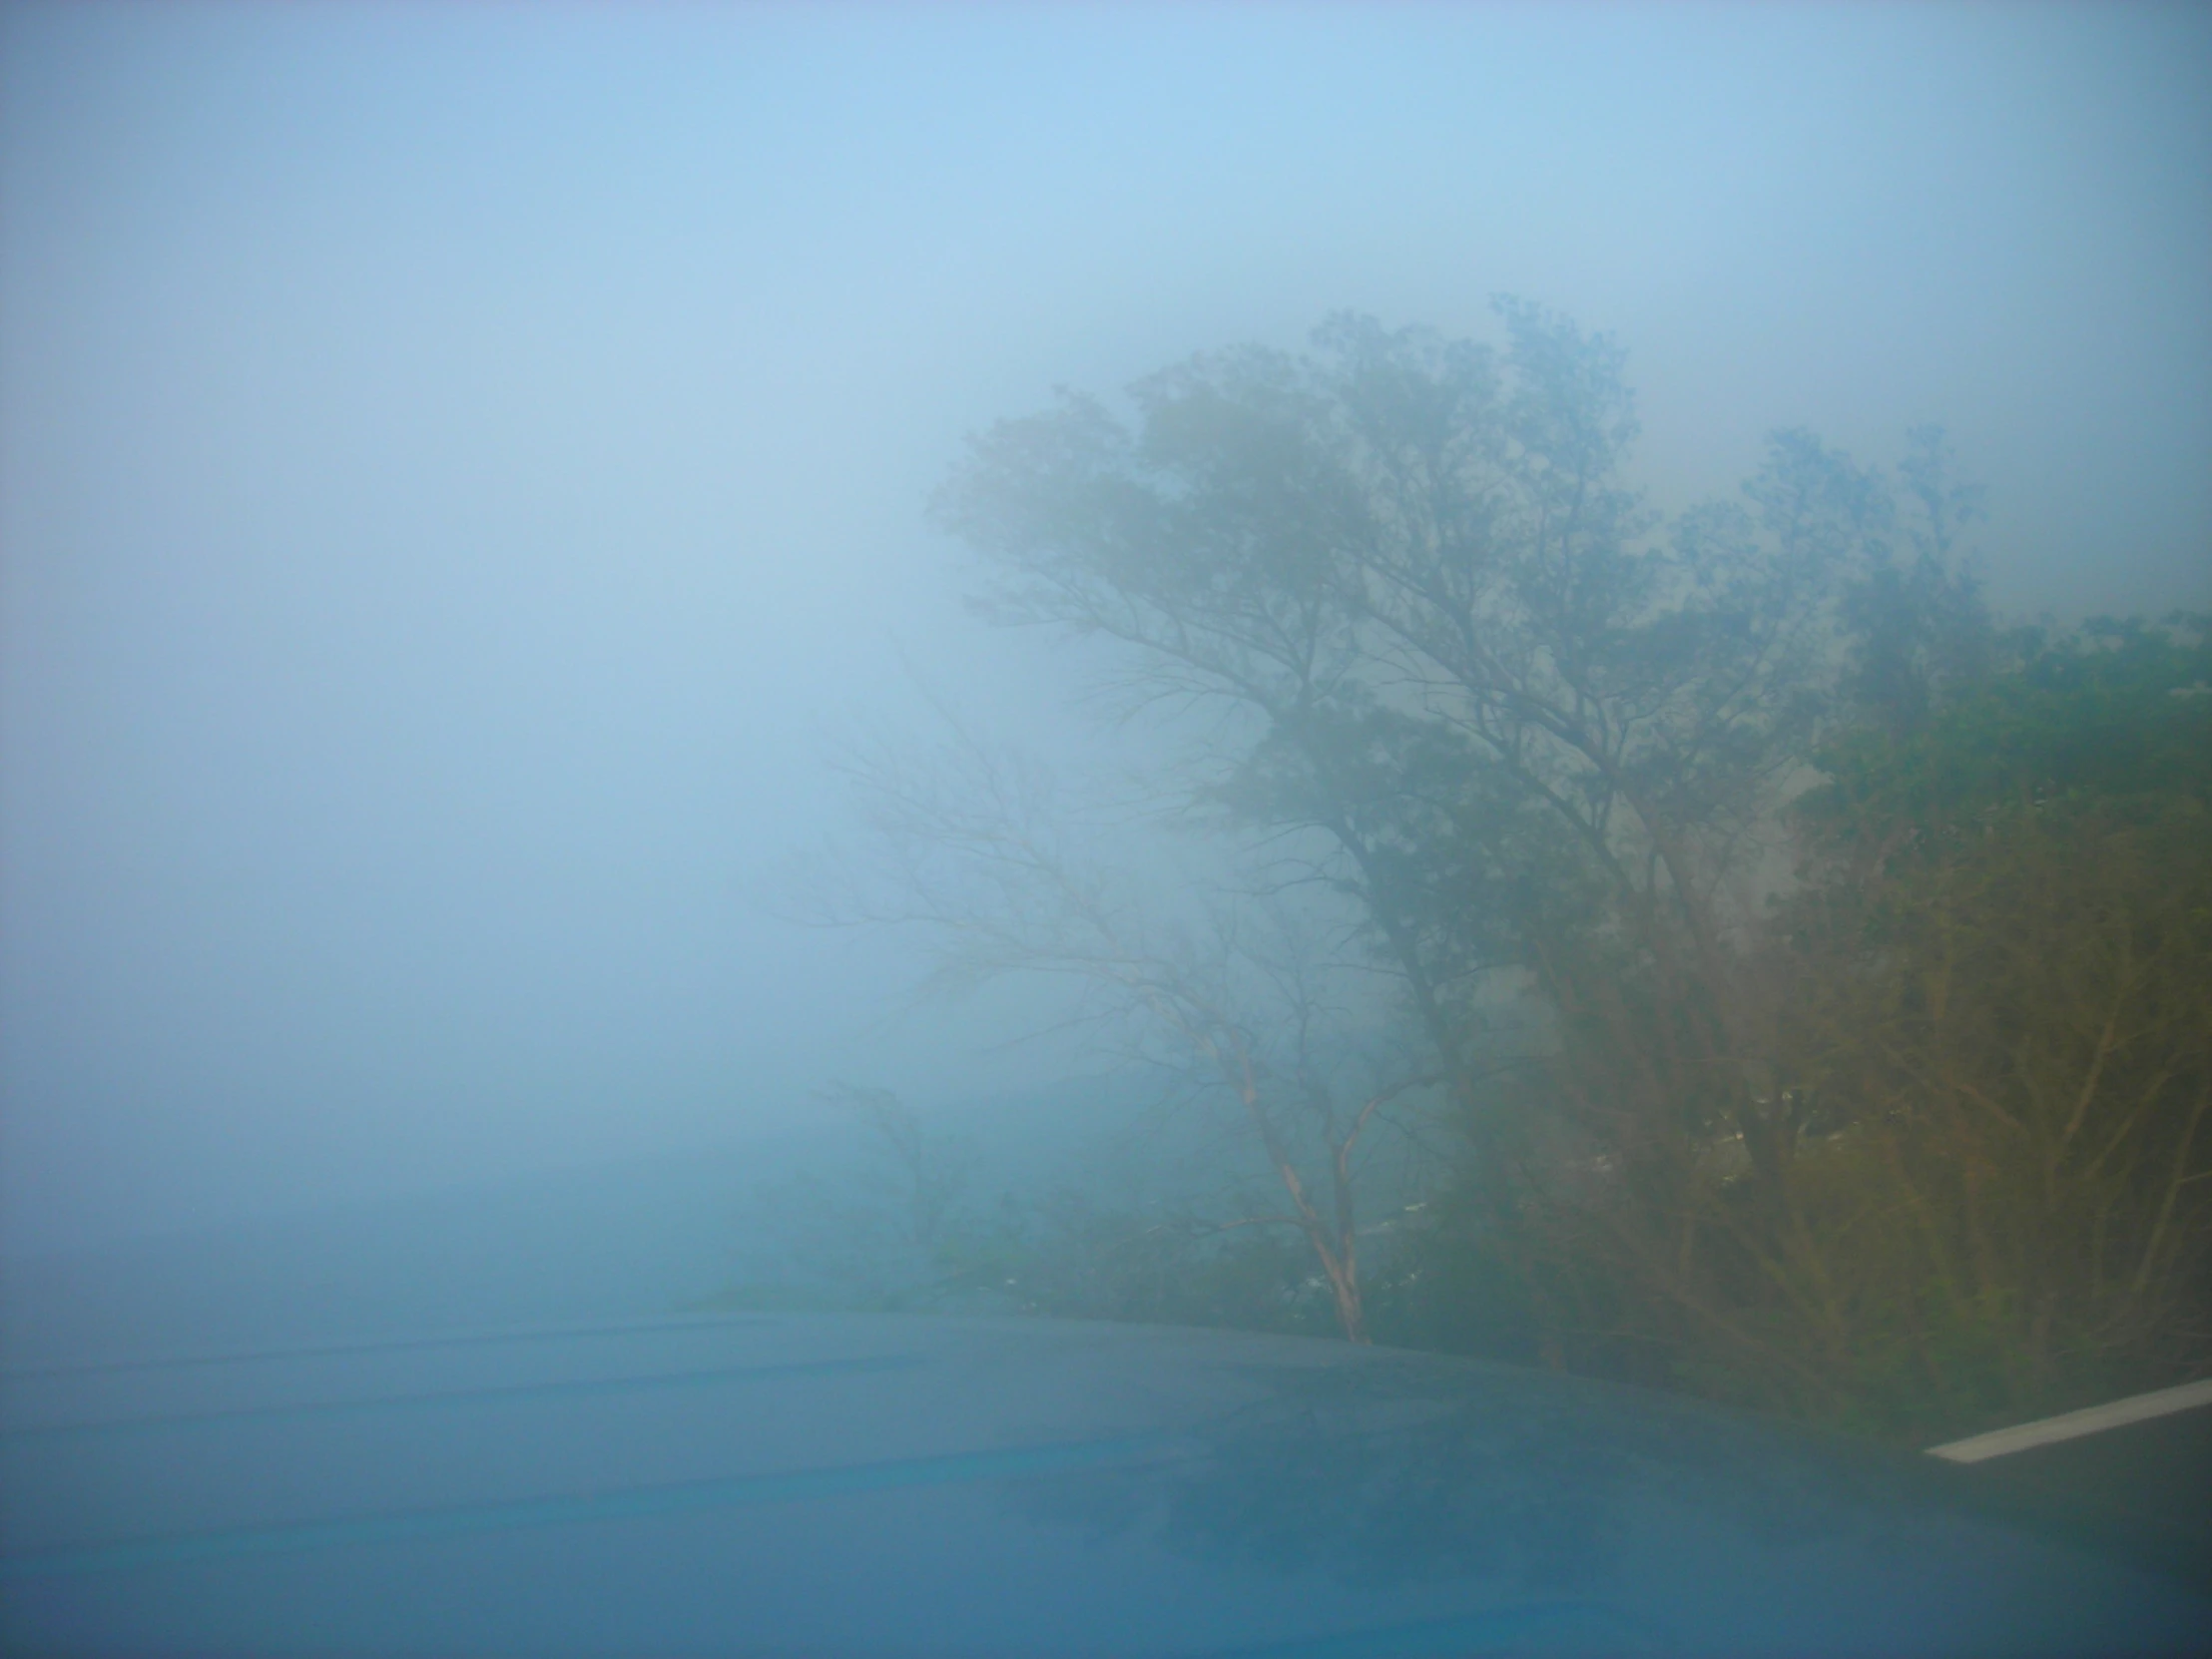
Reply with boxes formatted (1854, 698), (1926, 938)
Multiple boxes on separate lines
(775, 305), (2212, 1448)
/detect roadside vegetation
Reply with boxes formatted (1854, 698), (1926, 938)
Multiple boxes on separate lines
(761, 305), (2212, 1449)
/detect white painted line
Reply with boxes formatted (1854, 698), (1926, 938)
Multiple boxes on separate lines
(1927, 1378), (2212, 1463)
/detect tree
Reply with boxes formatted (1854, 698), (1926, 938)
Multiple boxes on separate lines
(1743, 615), (2212, 1432)
(1372, 614), (2212, 1437)
(811, 713), (1440, 1343)
(871, 297), (2210, 1443)
(931, 301), (1968, 1359)
(815, 1081), (979, 1260)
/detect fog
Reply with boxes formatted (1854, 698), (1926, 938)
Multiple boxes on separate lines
(3, 0), (2207, 1283)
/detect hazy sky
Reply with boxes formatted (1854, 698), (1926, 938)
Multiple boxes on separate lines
(4, 2), (2207, 1254)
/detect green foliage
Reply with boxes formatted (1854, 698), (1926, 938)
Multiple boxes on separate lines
(1804, 612), (2211, 835)
(896, 300), (2210, 1446)
(1423, 615), (2212, 1444)
(1745, 618), (2212, 1435)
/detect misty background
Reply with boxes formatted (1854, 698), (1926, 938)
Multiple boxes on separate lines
(3, 4), (2207, 1355)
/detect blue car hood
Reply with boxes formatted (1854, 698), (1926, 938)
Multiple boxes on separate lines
(4, 1313), (2206, 1655)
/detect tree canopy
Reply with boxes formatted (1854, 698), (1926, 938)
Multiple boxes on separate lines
(826, 302), (2212, 1442)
